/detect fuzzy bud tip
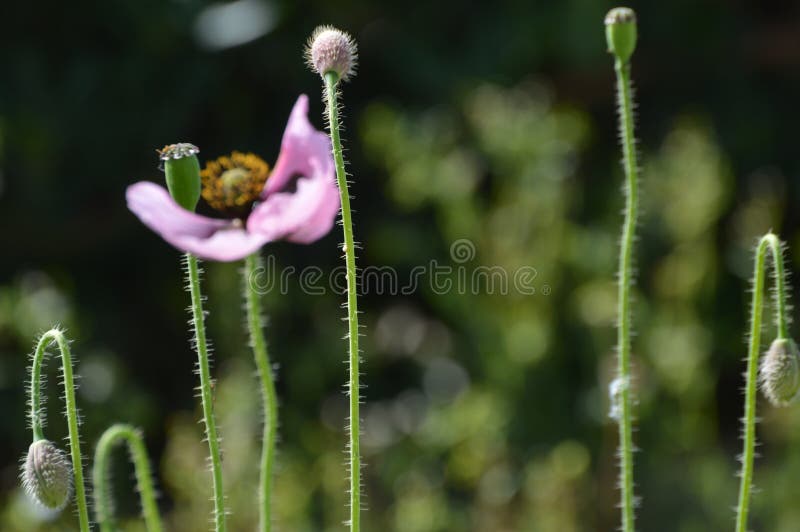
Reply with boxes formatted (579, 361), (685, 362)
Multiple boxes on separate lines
(760, 338), (800, 406)
(21, 440), (73, 510)
(605, 7), (637, 63)
(306, 26), (357, 81)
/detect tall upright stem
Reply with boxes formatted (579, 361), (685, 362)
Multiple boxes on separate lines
(324, 70), (361, 532)
(735, 233), (789, 532)
(185, 253), (227, 532)
(614, 57), (638, 532)
(93, 424), (163, 532)
(244, 253), (278, 532)
(30, 330), (91, 532)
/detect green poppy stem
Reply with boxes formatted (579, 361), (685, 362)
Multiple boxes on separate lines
(93, 424), (163, 532)
(324, 70), (362, 532)
(735, 233), (790, 532)
(613, 55), (638, 532)
(243, 253), (278, 532)
(185, 253), (227, 532)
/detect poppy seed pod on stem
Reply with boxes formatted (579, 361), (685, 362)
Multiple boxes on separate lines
(605, 7), (641, 531)
(159, 143), (202, 211)
(605, 7), (637, 63)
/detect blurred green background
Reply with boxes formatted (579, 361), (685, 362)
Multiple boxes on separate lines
(2, 1), (800, 530)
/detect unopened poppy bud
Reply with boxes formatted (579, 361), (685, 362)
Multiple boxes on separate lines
(21, 439), (73, 510)
(605, 7), (637, 63)
(306, 26), (357, 82)
(158, 143), (201, 211)
(760, 338), (800, 406)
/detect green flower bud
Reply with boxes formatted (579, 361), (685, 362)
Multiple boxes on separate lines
(21, 439), (73, 510)
(760, 338), (800, 406)
(605, 7), (637, 63)
(159, 143), (201, 211)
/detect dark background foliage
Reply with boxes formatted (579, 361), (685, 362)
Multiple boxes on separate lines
(1, 1), (799, 530)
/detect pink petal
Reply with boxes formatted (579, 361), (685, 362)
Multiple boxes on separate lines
(127, 181), (269, 262)
(248, 158), (340, 243)
(127, 182), (229, 237)
(163, 226), (271, 262)
(264, 95), (333, 196)
(284, 175), (341, 243)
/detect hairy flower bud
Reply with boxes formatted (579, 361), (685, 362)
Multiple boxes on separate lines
(306, 26), (357, 81)
(21, 439), (73, 510)
(158, 143), (202, 212)
(605, 7), (637, 63)
(760, 338), (800, 406)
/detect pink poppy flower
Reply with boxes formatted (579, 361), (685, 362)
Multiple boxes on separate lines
(126, 95), (340, 262)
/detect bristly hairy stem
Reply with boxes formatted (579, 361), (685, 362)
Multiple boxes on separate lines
(324, 70), (361, 532)
(243, 253), (277, 532)
(185, 253), (227, 532)
(93, 424), (163, 532)
(30, 329), (91, 532)
(736, 233), (790, 532)
(614, 56), (638, 532)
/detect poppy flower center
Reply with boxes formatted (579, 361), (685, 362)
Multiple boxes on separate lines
(200, 151), (269, 217)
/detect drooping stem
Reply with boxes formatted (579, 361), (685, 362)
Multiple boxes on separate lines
(93, 424), (163, 532)
(30, 329), (91, 532)
(614, 57), (638, 532)
(764, 234), (789, 340)
(243, 253), (278, 532)
(185, 253), (227, 532)
(324, 70), (361, 532)
(735, 233), (789, 532)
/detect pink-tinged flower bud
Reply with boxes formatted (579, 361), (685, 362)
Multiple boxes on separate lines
(306, 26), (357, 81)
(760, 338), (800, 406)
(21, 439), (73, 510)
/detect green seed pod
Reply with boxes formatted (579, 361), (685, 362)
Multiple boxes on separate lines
(21, 439), (73, 510)
(605, 7), (637, 63)
(760, 338), (800, 406)
(159, 143), (201, 211)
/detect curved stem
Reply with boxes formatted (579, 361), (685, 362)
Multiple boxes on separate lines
(185, 253), (227, 532)
(93, 424), (163, 532)
(324, 70), (361, 532)
(30, 329), (91, 532)
(243, 253), (277, 532)
(764, 234), (790, 340)
(613, 57), (638, 532)
(736, 233), (789, 532)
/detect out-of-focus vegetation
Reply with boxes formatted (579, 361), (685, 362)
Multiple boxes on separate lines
(1, 1), (800, 531)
